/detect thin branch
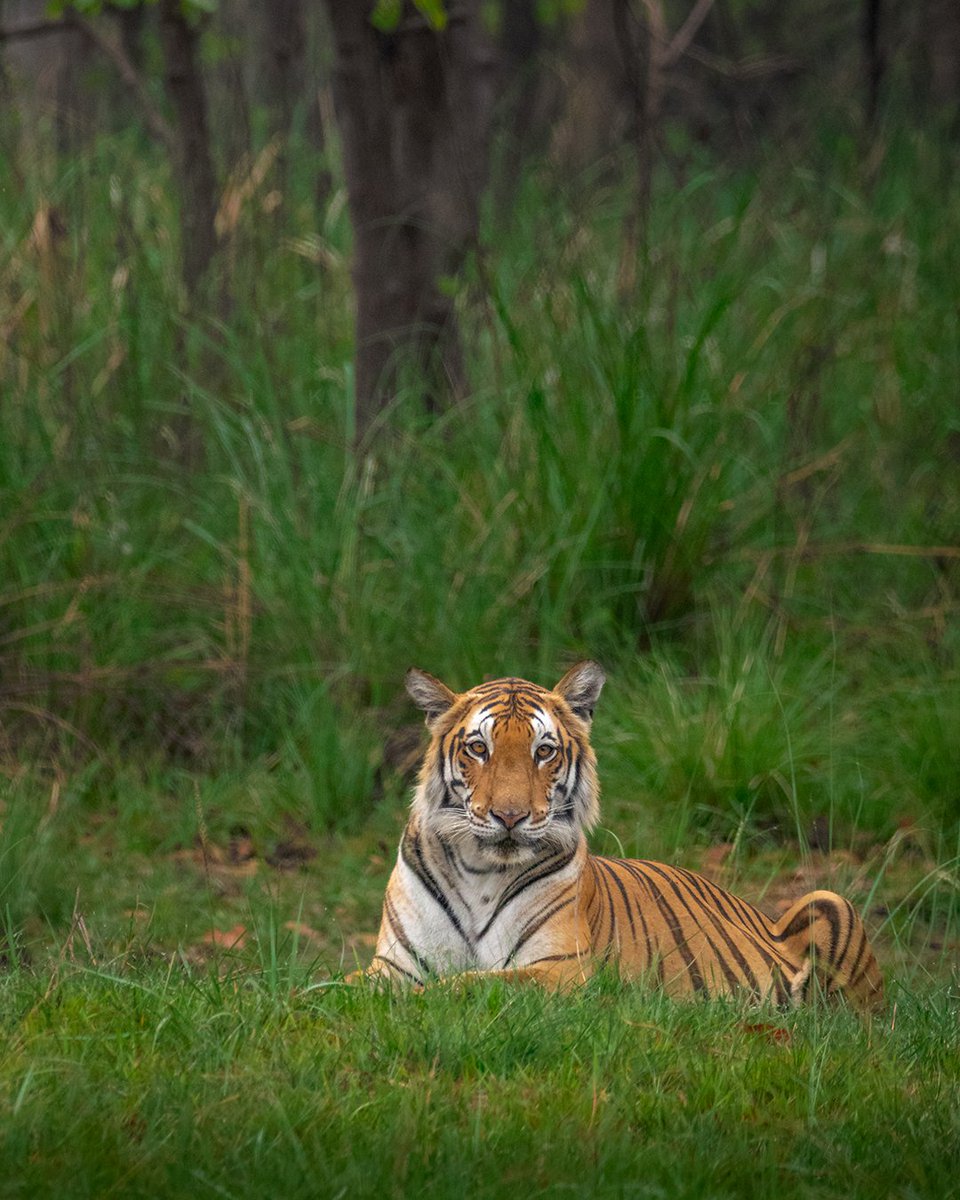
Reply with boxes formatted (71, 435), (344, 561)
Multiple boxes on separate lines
(0, 20), (70, 42)
(68, 12), (177, 155)
(663, 0), (715, 68)
(723, 541), (960, 564)
(638, 0), (668, 56)
(684, 45), (801, 80)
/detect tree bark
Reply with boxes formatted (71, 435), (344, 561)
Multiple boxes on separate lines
(862, 0), (884, 128)
(263, 0), (305, 144)
(924, 0), (960, 113)
(491, 0), (542, 216)
(111, 1), (145, 72)
(617, 0), (714, 297)
(551, 0), (629, 170)
(53, 17), (93, 157)
(263, 0), (330, 205)
(324, 0), (494, 439)
(213, 0), (253, 171)
(157, 0), (219, 308)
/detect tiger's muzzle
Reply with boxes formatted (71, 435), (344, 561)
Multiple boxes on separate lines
(490, 807), (527, 830)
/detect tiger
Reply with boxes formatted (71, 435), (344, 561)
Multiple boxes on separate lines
(358, 662), (884, 1011)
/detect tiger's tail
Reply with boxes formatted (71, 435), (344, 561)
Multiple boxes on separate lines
(773, 889), (884, 1012)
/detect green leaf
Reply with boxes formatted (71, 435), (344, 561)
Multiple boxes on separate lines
(413, 0), (447, 30)
(536, 0), (586, 27)
(371, 0), (402, 32)
(372, 0), (447, 33)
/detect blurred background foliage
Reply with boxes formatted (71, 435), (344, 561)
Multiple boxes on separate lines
(0, 0), (957, 867)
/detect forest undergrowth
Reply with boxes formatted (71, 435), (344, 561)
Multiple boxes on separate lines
(2, 117), (959, 957)
(0, 115), (958, 1195)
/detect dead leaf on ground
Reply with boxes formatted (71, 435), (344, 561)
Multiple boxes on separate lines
(228, 834), (256, 864)
(283, 920), (325, 945)
(199, 924), (248, 950)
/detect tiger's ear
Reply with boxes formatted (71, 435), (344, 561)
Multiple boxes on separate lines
(553, 660), (606, 722)
(405, 668), (458, 725)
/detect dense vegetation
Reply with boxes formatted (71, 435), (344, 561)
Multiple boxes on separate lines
(1, 6), (959, 1189)
(3, 123), (958, 840)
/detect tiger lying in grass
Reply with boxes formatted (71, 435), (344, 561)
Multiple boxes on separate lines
(358, 663), (883, 1011)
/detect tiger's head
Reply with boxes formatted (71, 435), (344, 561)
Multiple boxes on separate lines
(405, 663), (605, 857)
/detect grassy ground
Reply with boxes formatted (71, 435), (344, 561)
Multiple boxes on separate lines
(2, 964), (958, 1198)
(1, 745), (958, 1197)
(3, 736), (960, 981)
(1, 114), (959, 1194)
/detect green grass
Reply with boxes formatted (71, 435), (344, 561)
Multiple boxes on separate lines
(1, 963), (958, 1199)
(1, 682), (958, 1195)
(1, 753), (957, 996)
(2, 124), (958, 843)
(1, 105), (959, 1197)
(1, 749), (956, 1195)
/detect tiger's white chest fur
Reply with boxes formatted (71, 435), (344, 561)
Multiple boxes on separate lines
(377, 828), (586, 980)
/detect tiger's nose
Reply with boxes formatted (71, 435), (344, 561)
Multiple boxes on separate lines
(490, 808), (528, 830)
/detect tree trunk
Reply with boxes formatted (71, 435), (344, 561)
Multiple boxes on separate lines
(100, 3), (147, 134)
(263, 0), (332, 207)
(491, 0), (542, 216)
(111, 1), (145, 72)
(157, 0), (219, 309)
(925, 0), (960, 113)
(53, 18), (93, 157)
(862, 0), (884, 128)
(324, 0), (494, 439)
(212, 0), (253, 171)
(616, 0), (714, 298)
(263, 0), (305, 144)
(551, 0), (630, 171)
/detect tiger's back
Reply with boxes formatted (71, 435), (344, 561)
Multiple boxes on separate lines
(581, 856), (882, 1008)
(362, 663), (883, 1012)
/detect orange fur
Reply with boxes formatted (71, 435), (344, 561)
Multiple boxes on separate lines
(359, 665), (882, 1011)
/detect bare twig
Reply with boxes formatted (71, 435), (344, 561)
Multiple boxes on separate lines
(661, 0), (715, 68)
(780, 434), (857, 489)
(68, 13), (176, 155)
(724, 541), (960, 564)
(619, 0), (715, 295)
(684, 46), (801, 81)
(0, 20), (70, 43)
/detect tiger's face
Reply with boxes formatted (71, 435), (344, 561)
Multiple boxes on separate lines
(406, 663), (605, 857)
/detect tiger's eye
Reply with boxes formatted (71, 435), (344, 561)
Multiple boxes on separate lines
(536, 744), (557, 762)
(467, 739), (487, 758)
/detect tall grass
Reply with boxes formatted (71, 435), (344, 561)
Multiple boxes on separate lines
(1, 114), (957, 1199)
(0, 773), (77, 953)
(1, 123), (957, 847)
